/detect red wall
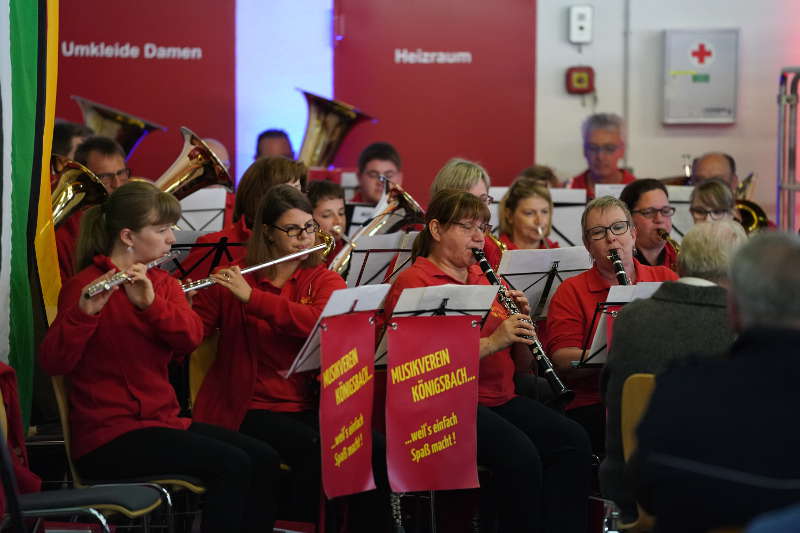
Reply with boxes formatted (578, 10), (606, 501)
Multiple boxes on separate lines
(333, 0), (536, 205)
(55, 1), (236, 181)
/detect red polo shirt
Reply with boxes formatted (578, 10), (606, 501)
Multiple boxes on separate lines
(192, 263), (346, 430)
(39, 255), (203, 459)
(545, 260), (677, 409)
(636, 240), (678, 272)
(384, 256), (516, 407)
(178, 217), (251, 279)
(55, 209), (85, 282)
(498, 232), (560, 251)
(569, 169), (637, 200)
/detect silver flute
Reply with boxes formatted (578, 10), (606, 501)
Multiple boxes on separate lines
(181, 243), (327, 293)
(83, 251), (179, 299)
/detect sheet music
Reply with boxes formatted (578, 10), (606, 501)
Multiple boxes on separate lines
(584, 282), (664, 365)
(497, 246), (592, 318)
(595, 184), (626, 199)
(549, 188), (587, 247)
(374, 284), (499, 365)
(383, 232), (419, 284)
(284, 284), (391, 376)
(345, 233), (410, 287)
(666, 185), (694, 241)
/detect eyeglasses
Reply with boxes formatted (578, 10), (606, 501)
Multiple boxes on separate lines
(689, 207), (731, 220)
(631, 206), (676, 219)
(585, 220), (631, 240)
(585, 144), (620, 155)
(270, 221), (319, 238)
(478, 193), (494, 206)
(452, 221), (493, 234)
(363, 170), (397, 181)
(95, 168), (131, 183)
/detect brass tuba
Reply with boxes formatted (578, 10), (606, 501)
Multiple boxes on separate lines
(72, 95), (166, 158)
(155, 127), (234, 200)
(50, 155), (108, 228)
(328, 181), (425, 275)
(297, 90), (373, 167)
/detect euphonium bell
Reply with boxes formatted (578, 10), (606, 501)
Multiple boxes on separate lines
(50, 155), (109, 228)
(72, 95), (165, 158)
(736, 199), (769, 234)
(155, 127), (234, 200)
(297, 90), (373, 168)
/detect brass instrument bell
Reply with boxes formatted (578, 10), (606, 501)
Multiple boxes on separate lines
(155, 127), (234, 201)
(50, 156), (109, 228)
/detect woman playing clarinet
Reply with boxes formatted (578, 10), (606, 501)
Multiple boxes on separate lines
(39, 181), (282, 533)
(384, 189), (592, 533)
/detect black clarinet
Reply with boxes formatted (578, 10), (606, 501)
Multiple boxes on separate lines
(472, 248), (575, 407)
(608, 249), (631, 285)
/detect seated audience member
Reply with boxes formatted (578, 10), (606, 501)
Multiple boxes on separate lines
(545, 196), (678, 453)
(620, 179), (678, 271)
(56, 136), (130, 282)
(600, 219), (746, 523)
(517, 164), (561, 188)
(691, 151), (739, 191)
(307, 180), (347, 265)
(52, 121), (93, 160)
(498, 177), (560, 250)
(689, 178), (736, 224)
(384, 189), (592, 533)
(352, 142), (403, 205)
(255, 129), (294, 160)
(568, 113), (636, 199)
(429, 158), (504, 270)
(632, 232), (800, 533)
(179, 157), (307, 279)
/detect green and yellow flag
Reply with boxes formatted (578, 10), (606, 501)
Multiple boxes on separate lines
(1, 0), (60, 426)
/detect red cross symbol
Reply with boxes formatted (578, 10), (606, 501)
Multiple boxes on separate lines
(691, 43), (713, 64)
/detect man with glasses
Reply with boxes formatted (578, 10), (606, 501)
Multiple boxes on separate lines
(56, 135), (130, 281)
(545, 196), (677, 455)
(620, 179), (678, 271)
(569, 113), (637, 200)
(352, 142), (403, 206)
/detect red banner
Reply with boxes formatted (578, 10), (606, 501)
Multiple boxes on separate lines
(319, 312), (376, 499)
(386, 315), (480, 492)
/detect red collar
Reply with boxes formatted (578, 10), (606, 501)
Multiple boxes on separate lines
(413, 256), (485, 285)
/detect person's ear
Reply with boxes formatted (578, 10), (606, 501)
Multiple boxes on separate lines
(119, 228), (135, 248)
(429, 219), (444, 242)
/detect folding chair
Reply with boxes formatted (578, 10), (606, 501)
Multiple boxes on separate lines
(51, 376), (206, 532)
(0, 385), (162, 532)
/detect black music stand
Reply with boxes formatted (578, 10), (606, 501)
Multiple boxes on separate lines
(169, 238), (245, 279)
(573, 301), (627, 368)
(497, 246), (592, 320)
(345, 232), (418, 286)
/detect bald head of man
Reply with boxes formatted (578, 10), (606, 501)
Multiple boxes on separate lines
(691, 152), (738, 191)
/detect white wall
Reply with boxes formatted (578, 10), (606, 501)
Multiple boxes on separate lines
(536, 0), (800, 215)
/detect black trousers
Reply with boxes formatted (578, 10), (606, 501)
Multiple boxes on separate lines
(240, 409), (391, 532)
(478, 396), (592, 533)
(75, 422), (281, 533)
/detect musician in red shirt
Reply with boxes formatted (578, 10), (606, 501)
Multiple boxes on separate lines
(384, 190), (592, 533)
(40, 181), (281, 533)
(192, 185), (389, 530)
(351, 142), (403, 205)
(567, 113), (636, 200)
(620, 179), (679, 271)
(55, 136), (130, 282)
(546, 196), (677, 453)
(179, 157), (307, 279)
(498, 177), (560, 251)
(307, 179), (347, 266)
